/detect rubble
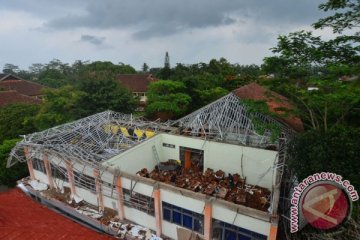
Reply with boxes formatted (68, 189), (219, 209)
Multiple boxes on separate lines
(28, 179), (48, 191)
(138, 161), (271, 211)
(109, 220), (164, 240)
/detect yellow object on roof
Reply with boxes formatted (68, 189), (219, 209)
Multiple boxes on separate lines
(120, 127), (130, 137)
(111, 125), (119, 134)
(103, 125), (111, 134)
(145, 130), (155, 138)
(134, 128), (144, 139)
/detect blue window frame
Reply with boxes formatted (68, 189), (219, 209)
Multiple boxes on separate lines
(212, 219), (267, 240)
(162, 202), (203, 234)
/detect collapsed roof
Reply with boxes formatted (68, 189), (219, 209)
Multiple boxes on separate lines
(174, 91), (295, 147)
(8, 83), (297, 168)
(7, 111), (170, 168)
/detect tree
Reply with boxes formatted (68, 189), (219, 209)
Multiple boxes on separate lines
(313, 0), (360, 34)
(287, 126), (360, 195)
(3, 63), (19, 74)
(142, 63), (149, 73)
(79, 61), (136, 75)
(76, 73), (136, 117)
(34, 85), (85, 130)
(146, 80), (191, 119)
(0, 139), (28, 187)
(0, 104), (40, 142)
(197, 87), (229, 106)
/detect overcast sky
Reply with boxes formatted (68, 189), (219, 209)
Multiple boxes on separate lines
(0, 0), (329, 71)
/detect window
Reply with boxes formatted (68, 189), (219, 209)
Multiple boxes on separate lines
(162, 202), (203, 234)
(163, 143), (175, 148)
(212, 219), (266, 240)
(123, 188), (154, 215)
(50, 163), (68, 182)
(102, 181), (117, 199)
(32, 158), (46, 173)
(74, 172), (96, 192)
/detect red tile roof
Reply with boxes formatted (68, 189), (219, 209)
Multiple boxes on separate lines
(0, 73), (21, 81)
(0, 76), (44, 96)
(233, 83), (304, 132)
(0, 188), (115, 240)
(0, 90), (42, 107)
(117, 74), (157, 92)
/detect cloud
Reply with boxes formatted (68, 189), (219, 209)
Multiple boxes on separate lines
(80, 34), (106, 45)
(39, 0), (325, 40)
(0, 0), (330, 70)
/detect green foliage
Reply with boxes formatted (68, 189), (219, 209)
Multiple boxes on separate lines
(288, 126), (360, 193)
(76, 73), (136, 116)
(2, 63), (20, 74)
(242, 99), (282, 142)
(0, 139), (28, 187)
(34, 85), (85, 130)
(79, 61), (136, 75)
(34, 74), (137, 130)
(146, 80), (191, 118)
(198, 87), (229, 106)
(0, 104), (40, 142)
(142, 63), (149, 73)
(313, 0), (360, 34)
(281, 79), (360, 131)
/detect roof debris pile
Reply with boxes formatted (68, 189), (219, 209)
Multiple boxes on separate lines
(137, 162), (271, 211)
(21, 177), (165, 239)
(109, 220), (164, 240)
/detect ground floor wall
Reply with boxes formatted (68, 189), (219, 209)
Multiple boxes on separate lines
(28, 148), (276, 240)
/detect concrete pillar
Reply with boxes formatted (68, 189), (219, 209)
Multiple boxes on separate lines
(65, 160), (76, 197)
(94, 169), (104, 212)
(24, 147), (35, 180)
(115, 176), (125, 220)
(43, 154), (54, 189)
(154, 187), (162, 237)
(268, 218), (278, 240)
(204, 201), (213, 240)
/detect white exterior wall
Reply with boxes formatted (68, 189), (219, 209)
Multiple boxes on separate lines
(161, 188), (206, 239)
(105, 134), (278, 190)
(124, 206), (157, 231)
(33, 169), (48, 184)
(75, 186), (98, 206)
(103, 195), (119, 211)
(104, 135), (163, 173)
(212, 202), (270, 236)
(121, 177), (154, 196)
(161, 189), (205, 214)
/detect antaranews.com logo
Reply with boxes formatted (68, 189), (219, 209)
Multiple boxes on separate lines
(290, 172), (359, 233)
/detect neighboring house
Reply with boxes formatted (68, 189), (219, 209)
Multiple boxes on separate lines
(233, 83), (303, 132)
(0, 73), (45, 107)
(0, 90), (41, 107)
(117, 74), (157, 107)
(8, 83), (302, 240)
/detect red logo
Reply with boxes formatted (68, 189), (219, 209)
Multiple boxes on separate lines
(301, 183), (350, 230)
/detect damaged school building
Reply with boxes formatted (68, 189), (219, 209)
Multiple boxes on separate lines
(7, 83), (302, 240)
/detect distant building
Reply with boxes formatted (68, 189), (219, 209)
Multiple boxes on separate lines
(117, 74), (157, 108)
(0, 73), (45, 107)
(0, 90), (41, 107)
